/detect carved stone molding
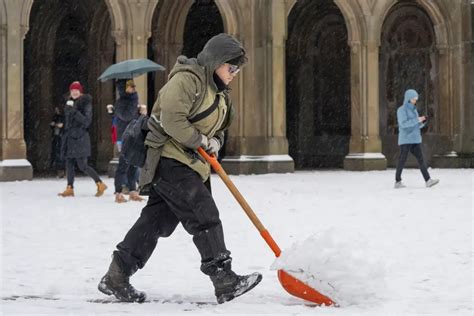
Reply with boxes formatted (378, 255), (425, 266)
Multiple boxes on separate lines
(436, 44), (449, 55)
(349, 40), (361, 54)
(112, 30), (125, 45)
(20, 25), (29, 39)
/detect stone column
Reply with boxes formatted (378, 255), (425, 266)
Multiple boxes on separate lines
(343, 38), (387, 170)
(432, 1), (473, 168)
(221, 0), (294, 174)
(470, 1), (474, 167)
(107, 0), (157, 176)
(0, 0), (33, 181)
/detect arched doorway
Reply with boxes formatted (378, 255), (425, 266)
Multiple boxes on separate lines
(379, 2), (438, 166)
(286, 0), (351, 169)
(148, 0), (224, 105)
(24, 0), (115, 175)
(182, 0), (224, 58)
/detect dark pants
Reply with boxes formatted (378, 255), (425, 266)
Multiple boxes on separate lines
(50, 135), (64, 170)
(66, 157), (101, 187)
(113, 158), (229, 276)
(395, 144), (430, 182)
(114, 154), (139, 193)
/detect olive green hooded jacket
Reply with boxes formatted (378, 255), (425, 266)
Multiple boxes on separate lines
(139, 34), (245, 191)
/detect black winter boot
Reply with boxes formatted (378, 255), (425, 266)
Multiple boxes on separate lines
(210, 269), (262, 304)
(98, 257), (146, 303)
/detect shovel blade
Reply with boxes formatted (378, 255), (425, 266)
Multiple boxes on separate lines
(277, 270), (336, 306)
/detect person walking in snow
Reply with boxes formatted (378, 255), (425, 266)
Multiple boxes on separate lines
(58, 81), (108, 197)
(107, 79), (147, 203)
(98, 33), (262, 304)
(394, 89), (439, 188)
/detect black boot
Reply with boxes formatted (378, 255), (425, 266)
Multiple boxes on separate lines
(203, 254), (262, 304)
(211, 269), (262, 304)
(98, 257), (146, 303)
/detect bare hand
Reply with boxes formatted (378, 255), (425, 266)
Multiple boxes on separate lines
(418, 116), (426, 122)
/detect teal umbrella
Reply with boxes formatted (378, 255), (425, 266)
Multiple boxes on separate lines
(98, 58), (165, 82)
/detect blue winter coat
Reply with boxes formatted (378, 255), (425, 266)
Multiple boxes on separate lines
(397, 89), (426, 145)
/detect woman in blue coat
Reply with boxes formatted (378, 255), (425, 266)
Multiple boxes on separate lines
(395, 89), (439, 188)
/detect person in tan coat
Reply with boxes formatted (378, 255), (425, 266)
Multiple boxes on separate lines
(98, 34), (262, 304)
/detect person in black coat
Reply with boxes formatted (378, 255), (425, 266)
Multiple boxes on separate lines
(58, 81), (108, 197)
(108, 79), (147, 203)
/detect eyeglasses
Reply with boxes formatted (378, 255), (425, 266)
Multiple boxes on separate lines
(228, 64), (240, 74)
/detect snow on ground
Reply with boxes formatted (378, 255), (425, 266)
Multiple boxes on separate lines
(0, 168), (472, 315)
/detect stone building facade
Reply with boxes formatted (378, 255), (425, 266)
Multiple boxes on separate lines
(0, 0), (472, 181)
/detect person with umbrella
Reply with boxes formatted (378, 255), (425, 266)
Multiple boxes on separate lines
(98, 33), (262, 304)
(99, 58), (164, 203)
(58, 81), (108, 197)
(107, 79), (147, 203)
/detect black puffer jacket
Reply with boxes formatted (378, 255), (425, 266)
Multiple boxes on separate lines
(114, 80), (140, 140)
(61, 94), (93, 159)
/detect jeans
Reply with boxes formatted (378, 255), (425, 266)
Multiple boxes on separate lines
(114, 154), (139, 193)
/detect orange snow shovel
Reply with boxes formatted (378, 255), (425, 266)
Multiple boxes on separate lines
(198, 148), (335, 306)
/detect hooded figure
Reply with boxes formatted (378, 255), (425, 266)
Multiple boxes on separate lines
(99, 33), (262, 304)
(394, 89), (439, 189)
(397, 89), (423, 145)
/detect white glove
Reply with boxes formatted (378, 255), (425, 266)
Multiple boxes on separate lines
(106, 104), (114, 114)
(207, 137), (221, 155)
(200, 135), (209, 149)
(138, 104), (147, 115)
(200, 135), (221, 157)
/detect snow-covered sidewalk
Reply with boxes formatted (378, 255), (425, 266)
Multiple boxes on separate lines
(1, 168), (472, 315)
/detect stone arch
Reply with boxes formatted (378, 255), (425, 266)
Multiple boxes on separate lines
(24, 0), (114, 173)
(19, 0), (34, 35)
(148, 0), (228, 103)
(379, 1), (440, 166)
(147, 0), (195, 106)
(286, 0), (363, 45)
(182, 1), (224, 58)
(286, 0), (352, 168)
(375, 0), (450, 47)
(103, 0), (125, 34)
(214, 0), (240, 35)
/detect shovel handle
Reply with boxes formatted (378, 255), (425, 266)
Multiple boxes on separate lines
(198, 147), (282, 257)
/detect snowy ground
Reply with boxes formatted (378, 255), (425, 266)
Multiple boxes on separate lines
(0, 168), (472, 315)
